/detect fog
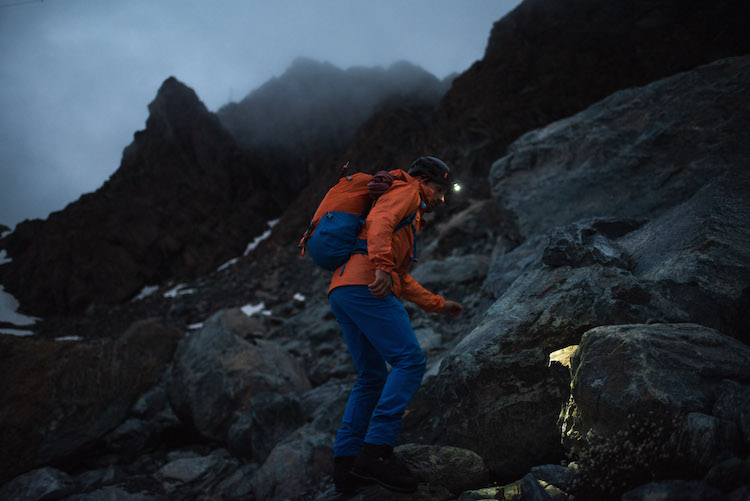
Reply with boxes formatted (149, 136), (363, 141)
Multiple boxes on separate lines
(0, 0), (522, 229)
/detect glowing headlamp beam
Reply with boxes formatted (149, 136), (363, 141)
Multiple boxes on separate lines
(453, 183), (461, 192)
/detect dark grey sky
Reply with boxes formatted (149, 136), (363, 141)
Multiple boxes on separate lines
(0, 0), (521, 229)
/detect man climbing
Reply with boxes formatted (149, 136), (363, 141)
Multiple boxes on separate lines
(330, 156), (464, 494)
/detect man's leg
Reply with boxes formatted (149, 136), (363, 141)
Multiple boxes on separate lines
(330, 285), (425, 493)
(330, 287), (389, 457)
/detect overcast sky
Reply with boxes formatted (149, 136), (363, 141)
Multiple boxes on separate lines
(0, 0), (521, 229)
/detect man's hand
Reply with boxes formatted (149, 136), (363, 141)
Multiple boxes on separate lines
(368, 269), (392, 299)
(441, 300), (464, 318)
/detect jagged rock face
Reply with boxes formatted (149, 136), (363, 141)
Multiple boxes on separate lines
(0, 77), (283, 315)
(490, 55), (750, 240)
(427, 0), (750, 188)
(0, 319), (181, 484)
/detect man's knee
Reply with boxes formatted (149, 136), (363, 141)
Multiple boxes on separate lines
(393, 346), (426, 375)
(357, 367), (388, 388)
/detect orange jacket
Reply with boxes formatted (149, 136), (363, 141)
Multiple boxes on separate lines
(329, 170), (445, 313)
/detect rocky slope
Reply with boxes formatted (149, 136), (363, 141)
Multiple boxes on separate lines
(1, 0), (750, 500)
(2, 54), (748, 501)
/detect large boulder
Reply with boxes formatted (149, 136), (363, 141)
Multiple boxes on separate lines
(0, 319), (181, 484)
(167, 308), (311, 442)
(489, 55), (750, 240)
(434, 260), (667, 478)
(564, 323), (750, 444)
(562, 323), (750, 493)
(397, 444), (489, 496)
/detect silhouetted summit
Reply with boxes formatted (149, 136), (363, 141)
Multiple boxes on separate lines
(0, 77), (281, 314)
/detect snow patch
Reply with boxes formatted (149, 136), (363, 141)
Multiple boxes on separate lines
(217, 258), (239, 272)
(293, 293), (306, 302)
(163, 284), (196, 298)
(244, 219), (280, 255)
(0, 250), (10, 265)
(0, 328), (34, 336)
(0, 285), (39, 326)
(132, 285), (159, 301)
(55, 336), (82, 342)
(187, 322), (204, 330)
(241, 302), (272, 317)
(0, 230), (11, 239)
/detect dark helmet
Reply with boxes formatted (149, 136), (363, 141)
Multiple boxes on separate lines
(408, 156), (454, 188)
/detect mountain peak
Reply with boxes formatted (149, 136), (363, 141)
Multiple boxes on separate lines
(148, 76), (209, 122)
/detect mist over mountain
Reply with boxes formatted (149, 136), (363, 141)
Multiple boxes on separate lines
(217, 58), (451, 195)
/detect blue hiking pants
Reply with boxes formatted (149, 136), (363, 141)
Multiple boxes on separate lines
(329, 285), (426, 457)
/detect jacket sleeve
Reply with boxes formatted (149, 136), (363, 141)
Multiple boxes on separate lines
(400, 273), (446, 313)
(365, 183), (420, 273)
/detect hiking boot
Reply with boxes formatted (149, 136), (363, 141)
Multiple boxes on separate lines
(334, 455), (366, 494)
(350, 443), (418, 493)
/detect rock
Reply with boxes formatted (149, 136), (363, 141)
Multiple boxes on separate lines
(61, 483), (163, 501)
(414, 326), (442, 352)
(705, 457), (750, 492)
(251, 425), (333, 501)
(168, 309), (311, 442)
(529, 464), (576, 493)
(75, 466), (125, 493)
(563, 324), (750, 449)
(457, 486), (507, 501)
(435, 262), (671, 478)
(213, 463), (258, 501)
(713, 380), (750, 446)
(103, 407), (182, 460)
(677, 412), (744, 471)
(482, 234), (545, 299)
(154, 450), (236, 491)
(562, 323), (750, 494)
(396, 444), (488, 495)
(300, 381), (350, 434)
(0, 319), (181, 484)
(730, 485), (750, 501)
(618, 168), (750, 342)
(0, 467), (75, 501)
(425, 199), (507, 259)
(410, 254), (491, 288)
(268, 300), (353, 386)
(520, 472), (560, 501)
(621, 479), (727, 501)
(227, 391), (305, 462)
(542, 220), (632, 269)
(490, 56), (750, 241)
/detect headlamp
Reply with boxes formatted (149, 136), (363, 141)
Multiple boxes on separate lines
(453, 182), (461, 192)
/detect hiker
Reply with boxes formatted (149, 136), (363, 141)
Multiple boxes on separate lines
(330, 156), (464, 494)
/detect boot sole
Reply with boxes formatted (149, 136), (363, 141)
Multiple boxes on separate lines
(350, 469), (418, 494)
